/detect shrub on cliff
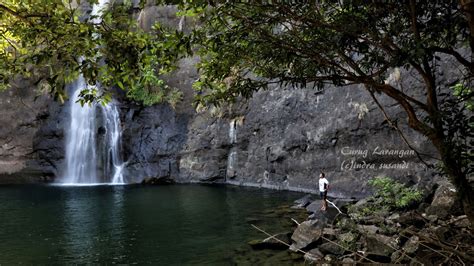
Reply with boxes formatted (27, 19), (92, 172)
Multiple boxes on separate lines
(368, 177), (423, 210)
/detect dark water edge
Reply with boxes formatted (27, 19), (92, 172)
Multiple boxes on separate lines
(0, 183), (307, 265)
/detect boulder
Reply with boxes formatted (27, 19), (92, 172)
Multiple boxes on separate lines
(365, 233), (399, 256)
(319, 242), (345, 255)
(402, 236), (419, 254)
(342, 257), (355, 263)
(322, 227), (339, 240)
(425, 182), (461, 219)
(306, 200), (341, 224)
(293, 194), (314, 208)
(304, 248), (324, 263)
(306, 200), (323, 214)
(357, 224), (379, 234)
(391, 250), (404, 263)
(290, 220), (323, 251)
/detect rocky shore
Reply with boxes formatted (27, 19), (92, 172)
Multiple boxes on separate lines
(248, 180), (474, 265)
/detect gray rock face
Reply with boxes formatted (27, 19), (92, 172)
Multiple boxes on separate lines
(0, 78), (63, 183)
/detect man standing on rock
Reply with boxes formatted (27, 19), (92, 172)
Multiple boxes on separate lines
(319, 172), (329, 211)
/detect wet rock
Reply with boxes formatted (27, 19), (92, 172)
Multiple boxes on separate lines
(293, 194), (313, 208)
(402, 236), (419, 254)
(263, 250), (304, 264)
(247, 233), (290, 251)
(247, 239), (264, 249)
(319, 242), (345, 255)
(261, 232), (291, 250)
(306, 200), (341, 224)
(303, 248), (323, 263)
(357, 224), (379, 234)
(365, 234), (399, 256)
(141, 176), (175, 185)
(306, 200), (323, 214)
(290, 220), (323, 251)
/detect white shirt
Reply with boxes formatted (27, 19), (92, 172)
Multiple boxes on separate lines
(319, 178), (329, 192)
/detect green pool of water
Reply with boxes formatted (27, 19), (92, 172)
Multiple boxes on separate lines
(0, 184), (306, 264)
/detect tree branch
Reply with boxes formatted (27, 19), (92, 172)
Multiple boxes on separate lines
(429, 46), (473, 69)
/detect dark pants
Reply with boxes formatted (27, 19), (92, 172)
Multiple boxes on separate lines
(320, 191), (327, 200)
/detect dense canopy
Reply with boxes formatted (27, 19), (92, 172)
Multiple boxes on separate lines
(0, 0), (185, 106)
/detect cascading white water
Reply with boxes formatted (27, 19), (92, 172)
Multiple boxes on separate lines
(61, 0), (125, 185)
(62, 78), (98, 184)
(229, 119), (237, 144)
(101, 103), (125, 184)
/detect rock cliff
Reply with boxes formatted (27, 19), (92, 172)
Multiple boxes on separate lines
(0, 4), (455, 198)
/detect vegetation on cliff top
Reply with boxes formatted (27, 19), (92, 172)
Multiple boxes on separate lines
(0, 0), (184, 106)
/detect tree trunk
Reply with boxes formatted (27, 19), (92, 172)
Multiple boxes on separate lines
(445, 164), (474, 226)
(434, 137), (474, 226)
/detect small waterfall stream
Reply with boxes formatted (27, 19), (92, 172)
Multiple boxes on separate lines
(101, 103), (125, 184)
(226, 119), (238, 179)
(61, 0), (125, 185)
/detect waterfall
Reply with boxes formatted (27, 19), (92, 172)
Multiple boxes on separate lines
(60, 0), (125, 185)
(226, 150), (237, 179)
(62, 77), (98, 184)
(101, 103), (125, 184)
(229, 120), (237, 144)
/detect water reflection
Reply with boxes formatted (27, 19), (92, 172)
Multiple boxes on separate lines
(0, 185), (303, 264)
(62, 186), (125, 263)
